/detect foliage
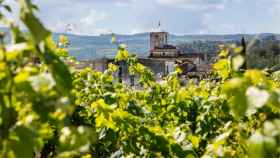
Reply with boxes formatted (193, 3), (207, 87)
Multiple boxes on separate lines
(247, 35), (280, 69)
(0, 1), (279, 158)
(0, 1), (89, 157)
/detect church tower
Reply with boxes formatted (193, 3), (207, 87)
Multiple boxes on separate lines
(150, 32), (168, 49)
(149, 22), (180, 58)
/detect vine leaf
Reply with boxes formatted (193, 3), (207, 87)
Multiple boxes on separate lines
(10, 126), (37, 158)
(19, 0), (50, 43)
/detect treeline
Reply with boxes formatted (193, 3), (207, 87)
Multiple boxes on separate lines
(247, 35), (280, 69)
(177, 36), (280, 70)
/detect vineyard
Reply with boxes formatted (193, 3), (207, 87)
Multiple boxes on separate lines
(0, 1), (280, 158)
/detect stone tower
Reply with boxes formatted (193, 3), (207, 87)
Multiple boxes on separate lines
(150, 32), (168, 50)
(149, 31), (180, 58)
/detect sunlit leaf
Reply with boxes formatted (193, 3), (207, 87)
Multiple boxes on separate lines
(246, 86), (269, 108)
(232, 55), (244, 70)
(187, 135), (200, 149)
(222, 78), (249, 118)
(20, 10), (50, 43)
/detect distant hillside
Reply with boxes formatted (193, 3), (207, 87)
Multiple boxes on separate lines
(52, 32), (280, 60)
(1, 27), (279, 60)
(52, 33), (150, 60)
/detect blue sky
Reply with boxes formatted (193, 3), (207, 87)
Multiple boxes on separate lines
(6, 0), (280, 35)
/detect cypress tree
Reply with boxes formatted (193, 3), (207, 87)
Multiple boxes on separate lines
(241, 37), (247, 70)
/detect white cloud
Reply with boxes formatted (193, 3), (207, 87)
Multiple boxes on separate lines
(258, 0), (280, 14)
(2, 0), (280, 35)
(155, 0), (228, 11)
(197, 13), (241, 34)
(115, 0), (137, 7)
(129, 27), (156, 34)
(30, 0), (112, 35)
(77, 10), (110, 35)
(48, 9), (111, 35)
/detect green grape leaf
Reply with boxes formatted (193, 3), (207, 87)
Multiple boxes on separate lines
(187, 135), (200, 149)
(222, 78), (249, 118)
(9, 126), (37, 158)
(19, 0), (50, 43)
(248, 132), (277, 158)
(116, 49), (129, 62)
(213, 59), (231, 80)
(39, 46), (73, 97)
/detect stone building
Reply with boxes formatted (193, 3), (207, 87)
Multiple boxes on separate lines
(148, 30), (208, 76)
(149, 31), (180, 58)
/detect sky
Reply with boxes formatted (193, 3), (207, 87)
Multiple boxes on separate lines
(4, 0), (280, 35)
